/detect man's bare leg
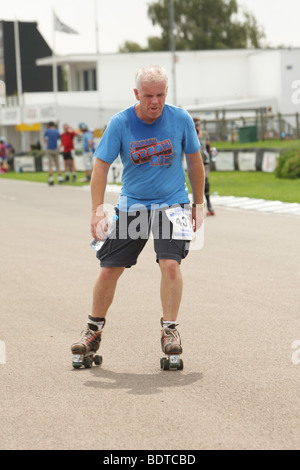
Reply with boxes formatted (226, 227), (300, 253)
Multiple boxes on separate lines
(159, 259), (183, 321)
(91, 266), (125, 317)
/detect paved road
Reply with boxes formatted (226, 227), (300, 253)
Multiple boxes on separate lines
(1, 178), (300, 450)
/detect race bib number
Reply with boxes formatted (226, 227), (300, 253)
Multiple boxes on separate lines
(165, 207), (194, 240)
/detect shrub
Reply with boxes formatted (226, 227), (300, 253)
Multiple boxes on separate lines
(275, 150), (300, 179)
(28, 149), (45, 158)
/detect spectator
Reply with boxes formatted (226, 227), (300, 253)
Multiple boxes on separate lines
(44, 122), (62, 186)
(0, 139), (7, 173)
(61, 123), (77, 182)
(194, 118), (215, 215)
(79, 123), (94, 183)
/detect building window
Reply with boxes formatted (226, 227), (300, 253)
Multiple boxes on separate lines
(76, 70), (81, 90)
(83, 70), (89, 90)
(77, 68), (97, 91)
(92, 69), (97, 90)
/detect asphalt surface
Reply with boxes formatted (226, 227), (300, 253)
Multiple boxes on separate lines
(1, 178), (300, 451)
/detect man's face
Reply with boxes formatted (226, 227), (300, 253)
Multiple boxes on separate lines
(134, 80), (168, 124)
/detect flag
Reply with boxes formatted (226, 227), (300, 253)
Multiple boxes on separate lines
(54, 12), (79, 34)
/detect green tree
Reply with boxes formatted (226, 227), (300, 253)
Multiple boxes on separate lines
(118, 41), (145, 53)
(120, 0), (265, 52)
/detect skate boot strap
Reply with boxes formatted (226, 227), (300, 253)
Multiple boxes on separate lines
(87, 317), (106, 332)
(163, 323), (178, 330)
(87, 322), (99, 331)
(160, 317), (179, 330)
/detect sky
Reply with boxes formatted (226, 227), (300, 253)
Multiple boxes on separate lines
(1, 0), (300, 55)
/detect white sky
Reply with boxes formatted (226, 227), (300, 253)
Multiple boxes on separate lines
(1, 0), (300, 55)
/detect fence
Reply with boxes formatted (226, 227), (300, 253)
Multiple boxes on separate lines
(190, 108), (300, 142)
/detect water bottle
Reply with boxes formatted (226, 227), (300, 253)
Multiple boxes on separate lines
(90, 213), (119, 251)
(211, 147), (217, 162)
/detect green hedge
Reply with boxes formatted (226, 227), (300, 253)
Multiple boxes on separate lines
(275, 150), (300, 179)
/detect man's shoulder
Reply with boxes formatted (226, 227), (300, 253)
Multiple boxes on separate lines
(113, 105), (133, 121)
(164, 103), (190, 119)
(48, 127), (59, 134)
(106, 106), (134, 130)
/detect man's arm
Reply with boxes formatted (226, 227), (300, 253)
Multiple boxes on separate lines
(90, 158), (111, 240)
(185, 150), (205, 231)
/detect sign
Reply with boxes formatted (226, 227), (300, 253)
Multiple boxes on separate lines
(238, 152), (256, 171)
(40, 105), (56, 122)
(14, 156), (36, 172)
(24, 106), (40, 123)
(262, 152), (279, 173)
(0, 107), (21, 125)
(15, 123), (41, 132)
(215, 152), (235, 171)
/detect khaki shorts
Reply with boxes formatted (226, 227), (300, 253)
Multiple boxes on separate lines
(83, 151), (93, 170)
(46, 149), (60, 171)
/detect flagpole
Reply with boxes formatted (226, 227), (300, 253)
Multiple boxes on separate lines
(14, 20), (23, 105)
(169, 0), (177, 106)
(94, 0), (100, 54)
(52, 8), (58, 94)
(14, 19), (26, 152)
(94, 0), (101, 120)
(52, 8), (58, 123)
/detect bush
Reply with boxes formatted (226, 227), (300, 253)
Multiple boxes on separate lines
(275, 150), (300, 179)
(28, 149), (45, 158)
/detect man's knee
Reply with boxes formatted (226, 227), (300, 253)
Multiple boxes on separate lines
(159, 259), (181, 281)
(99, 266), (125, 282)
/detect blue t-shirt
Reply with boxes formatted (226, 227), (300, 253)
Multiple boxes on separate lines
(94, 104), (200, 212)
(44, 128), (60, 150)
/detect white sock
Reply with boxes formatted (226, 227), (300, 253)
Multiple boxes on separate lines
(163, 320), (176, 329)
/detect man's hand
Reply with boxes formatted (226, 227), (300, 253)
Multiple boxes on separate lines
(90, 213), (108, 240)
(191, 206), (205, 232)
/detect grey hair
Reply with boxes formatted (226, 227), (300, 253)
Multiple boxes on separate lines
(135, 65), (168, 91)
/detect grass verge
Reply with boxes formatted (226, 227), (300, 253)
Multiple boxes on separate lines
(216, 139), (300, 151)
(1, 170), (300, 204)
(0, 171), (88, 186)
(207, 171), (300, 203)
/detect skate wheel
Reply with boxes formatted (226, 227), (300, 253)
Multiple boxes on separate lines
(72, 354), (83, 369)
(83, 356), (93, 368)
(94, 355), (102, 366)
(160, 357), (170, 370)
(72, 362), (82, 369)
(161, 355), (183, 370)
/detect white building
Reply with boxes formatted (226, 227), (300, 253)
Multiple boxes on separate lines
(1, 48), (300, 152)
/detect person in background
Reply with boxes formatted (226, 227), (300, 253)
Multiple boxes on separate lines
(79, 123), (94, 183)
(194, 118), (215, 216)
(0, 139), (7, 173)
(44, 121), (62, 186)
(60, 123), (77, 182)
